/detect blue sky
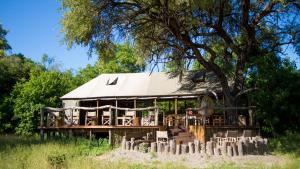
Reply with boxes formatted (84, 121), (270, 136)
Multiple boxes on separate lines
(0, 0), (299, 71)
(0, 0), (97, 71)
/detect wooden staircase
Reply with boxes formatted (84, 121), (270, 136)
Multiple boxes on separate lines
(169, 125), (195, 144)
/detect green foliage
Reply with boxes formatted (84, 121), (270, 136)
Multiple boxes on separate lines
(0, 24), (11, 57)
(0, 54), (40, 133)
(269, 131), (300, 156)
(247, 54), (300, 135)
(12, 71), (76, 136)
(96, 43), (145, 73)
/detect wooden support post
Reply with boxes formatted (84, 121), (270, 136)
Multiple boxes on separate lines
(121, 136), (126, 150)
(71, 108), (73, 125)
(40, 107), (44, 141)
(134, 99), (136, 108)
(249, 109), (253, 126)
(109, 107), (112, 125)
(237, 141), (244, 156)
(115, 100), (118, 125)
(109, 129), (112, 145)
(89, 130), (92, 141)
(174, 98), (178, 115)
(96, 99), (99, 120)
(155, 107), (158, 126)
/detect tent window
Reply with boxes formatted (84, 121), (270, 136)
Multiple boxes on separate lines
(106, 77), (118, 85)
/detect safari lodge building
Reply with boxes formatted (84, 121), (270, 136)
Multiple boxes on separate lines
(39, 72), (258, 145)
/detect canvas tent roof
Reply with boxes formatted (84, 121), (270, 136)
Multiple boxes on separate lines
(61, 72), (223, 100)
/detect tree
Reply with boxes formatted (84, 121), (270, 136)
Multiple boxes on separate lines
(0, 24), (11, 57)
(247, 54), (300, 135)
(0, 54), (39, 133)
(60, 0), (300, 113)
(75, 43), (145, 85)
(12, 70), (75, 136)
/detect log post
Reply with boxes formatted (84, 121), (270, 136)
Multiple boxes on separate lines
(134, 145), (139, 151)
(130, 138), (135, 150)
(157, 142), (163, 154)
(244, 140), (249, 155)
(227, 146), (233, 156)
(237, 141), (244, 156)
(231, 142), (237, 156)
(206, 141), (213, 156)
(170, 140), (176, 154)
(188, 142), (195, 154)
(108, 129), (112, 145)
(126, 141), (131, 150)
(200, 143), (206, 154)
(176, 144), (181, 155)
(194, 139), (200, 154)
(214, 147), (220, 156)
(121, 136), (126, 150)
(150, 142), (157, 153)
(221, 141), (227, 156)
(164, 145), (170, 154)
(181, 144), (188, 154)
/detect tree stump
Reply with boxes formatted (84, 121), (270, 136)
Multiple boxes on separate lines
(206, 141), (213, 156)
(181, 144), (188, 154)
(188, 142), (195, 154)
(150, 142), (157, 153)
(176, 144), (181, 155)
(170, 140), (176, 154)
(237, 141), (244, 156)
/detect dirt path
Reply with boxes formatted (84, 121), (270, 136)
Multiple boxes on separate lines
(97, 148), (288, 168)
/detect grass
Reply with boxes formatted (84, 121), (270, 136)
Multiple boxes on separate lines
(0, 132), (300, 169)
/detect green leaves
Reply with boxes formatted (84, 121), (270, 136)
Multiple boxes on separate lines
(12, 71), (75, 136)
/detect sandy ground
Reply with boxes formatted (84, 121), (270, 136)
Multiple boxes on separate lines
(97, 148), (288, 168)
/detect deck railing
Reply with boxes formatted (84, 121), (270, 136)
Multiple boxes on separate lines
(40, 105), (160, 128)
